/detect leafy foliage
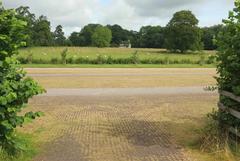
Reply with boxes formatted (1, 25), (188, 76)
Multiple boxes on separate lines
(92, 26), (112, 48)
(138, 26), (165, 48)
(201, 25), (223, 50)
(14, 5), (224, 50)
(0, 5), (45, 154)
(15, 6), (36, 47)
(107, 24), (129, 46)
(80, 24), (101, 46)
(31, 16), (53, 46)
(216, 0), (240, 128)
(53, 25), (66, 46)
(60, 48), (68, 64)
(165, 10), (202, 53)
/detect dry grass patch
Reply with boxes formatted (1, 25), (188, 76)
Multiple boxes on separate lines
(18, 93), (225, 161)
(26, 68), (216, 88)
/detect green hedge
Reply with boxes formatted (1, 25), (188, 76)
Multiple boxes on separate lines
(17, 53), (216, 65)
(216, 1), (240, 128)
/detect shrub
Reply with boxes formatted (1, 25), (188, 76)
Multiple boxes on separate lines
(60, 48), (68, 64)
(17, 57), (28, 64)
(106, 56), (114, 64)
(198, 55), (206, 66)
(95, 55), (104, 64)
(129, 51), (140, 64)
(51, 58), (59, 64)
(0, 6), (45, 154)
(216, 0), (240, 128)
(66, 57), (74, 64)
(206, 55), (217, 64)
(26, 53), (33, 64)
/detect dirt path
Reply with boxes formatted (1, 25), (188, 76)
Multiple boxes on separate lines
(25, 68), (217, 161)
(28, 72), (213, 77)
(42, 86), (214, 96)
(26, 68), (216, 88)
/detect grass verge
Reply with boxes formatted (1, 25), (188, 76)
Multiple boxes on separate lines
(0, 133), (38, 161)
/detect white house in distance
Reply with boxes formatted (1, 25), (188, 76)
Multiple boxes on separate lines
(119, 40), (131, 48)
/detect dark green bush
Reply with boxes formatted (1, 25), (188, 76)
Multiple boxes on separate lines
(215, 1), (240, 128)
(67, 57), (74, 64)
(51, 58), (59, 64)
(17, 57), (28, 64)
(129, 51), (140, 64)
(26, 53), (33, 64)
(60, 48), (68, 64)
(0, 6), (45, 154)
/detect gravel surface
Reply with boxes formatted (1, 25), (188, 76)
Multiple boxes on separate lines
(41, 86), (214, 96)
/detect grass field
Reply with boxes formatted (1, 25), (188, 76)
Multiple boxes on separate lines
(18, 47), (216, 66)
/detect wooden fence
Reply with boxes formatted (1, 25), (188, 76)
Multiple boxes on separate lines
(219, 90), (240, 137)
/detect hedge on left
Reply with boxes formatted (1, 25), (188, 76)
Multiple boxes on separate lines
(0, 3), (45, 154)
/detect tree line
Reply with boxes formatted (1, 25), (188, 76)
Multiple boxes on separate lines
(16, 6), (223, 51)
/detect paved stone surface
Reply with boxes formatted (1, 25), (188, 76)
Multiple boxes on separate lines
(29, 93), (217, 161)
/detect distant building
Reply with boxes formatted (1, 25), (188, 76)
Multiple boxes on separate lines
(119, 40), (131, 48)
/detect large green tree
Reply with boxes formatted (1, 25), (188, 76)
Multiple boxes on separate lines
(201, 25), (223, 50)
(139, 26), (165, 48)
(15, 6), (36, 46)
(69, 32), (80, 46)
(107, 24), (129, 46)
(0, 4), (44, 153)
(215, 0), (240, 130)
(165, 10), (202, 53)
(80, 24), (101, 46)
(31, 15), (53, 46)
(53, 25), (66, 46)
(92, 26), (112, 48)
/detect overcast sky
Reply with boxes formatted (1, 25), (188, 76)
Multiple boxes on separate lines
(3, 0), (235, 36)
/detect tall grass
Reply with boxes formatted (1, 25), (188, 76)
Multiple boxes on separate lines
(18, 47), (216, 59)
(17, 47), (216, 65)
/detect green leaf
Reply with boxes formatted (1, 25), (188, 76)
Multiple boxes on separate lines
(24, 117), (33, 124)
(0, 97), (7, 105)
(1, 120), (13, 129)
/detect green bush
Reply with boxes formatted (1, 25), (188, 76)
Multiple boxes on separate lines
(17, 57), (28, 64)
(129, 51), (140, 64)
(51, 58), (59, 64)
(0, 5), (45, 154)
(26, 53), (33, 64)
(60, 48), (68, 64)
(216, 0), (240, 128)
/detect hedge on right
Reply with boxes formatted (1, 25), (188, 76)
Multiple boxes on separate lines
(216, 0), (240, 128)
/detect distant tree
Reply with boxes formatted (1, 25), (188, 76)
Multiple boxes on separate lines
(201, 25), (223, 50)
(165, 10), (202, 53)
(139, 26), (165, 48)
(92, 26), (112, 47)
(53, 25), (66, 46)
(32, 15), (53, 46)
(69, 32), (79, 46)
(107, 24), (129, 46)
(80, 24), (101, 46)
(128, 30), (140, 48)
(15, 6), (36, 46)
